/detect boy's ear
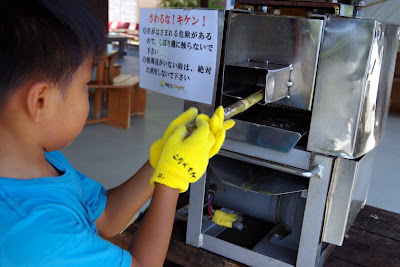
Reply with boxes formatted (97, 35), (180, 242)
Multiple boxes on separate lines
(26, 81), (53, 122)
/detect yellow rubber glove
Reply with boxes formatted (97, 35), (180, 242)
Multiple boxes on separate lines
(198, 106), (235, 159)
(212, 210), (239, 228)
(149, 107), (198, 168)
(150, 116), (215, 193)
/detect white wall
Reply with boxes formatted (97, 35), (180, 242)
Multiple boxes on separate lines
(109, 0), (159, 29)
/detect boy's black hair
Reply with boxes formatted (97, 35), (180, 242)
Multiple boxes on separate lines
(0, 0), (105, 108)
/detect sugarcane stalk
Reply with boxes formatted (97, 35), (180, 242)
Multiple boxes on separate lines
(223, 89), (265, 120)
(186, 89), (265, 136)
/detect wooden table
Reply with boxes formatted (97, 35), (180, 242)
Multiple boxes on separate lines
(107, 204), (400, 266)
(86, 49), (146, 129)
(88, 75), (145, 129)
(92, 50), (118, 120)
(106, 33), (128, 58)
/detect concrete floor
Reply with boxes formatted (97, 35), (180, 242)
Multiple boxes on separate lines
(62, 46), (400, 214)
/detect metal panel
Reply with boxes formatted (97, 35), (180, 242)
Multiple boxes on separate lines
(206, 154), (307, 228)
(322, 157), (358, 246)
(210, 10), (226, 105)
(308, 16), (400, 159)
(322, 148), (376, 246)
(222, 139), (312, 170)
(187, 165), (297, 266)
(223, 61), (292, 104)
(296, 155), (334, 267)
(354, 23), (400, 157)
(219, 149), (320, 178)
(186, 175), (207, 247)
(345, 147), (376, 228)
(264, 64), (293, 103)
(338, 4), (354, 17)
(222, 11), (324, 110)
(201, 235), (292, 267)
(225, 120), (303, 153)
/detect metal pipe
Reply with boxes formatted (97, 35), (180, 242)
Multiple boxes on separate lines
(219, 150), (323, 178)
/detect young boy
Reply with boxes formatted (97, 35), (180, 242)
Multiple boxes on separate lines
(0, 1), (233, 266)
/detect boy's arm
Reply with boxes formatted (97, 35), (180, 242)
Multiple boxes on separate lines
(95, 161), (154, 238)
(128, 116), (215, 267)
(128, 184), (179, 267)
(95, 108), (200, 237)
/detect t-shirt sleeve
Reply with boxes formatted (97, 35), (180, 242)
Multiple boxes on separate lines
(45, 151), (107, 220)
(1, 210), (132, 267)
(75, 169), (107, 220)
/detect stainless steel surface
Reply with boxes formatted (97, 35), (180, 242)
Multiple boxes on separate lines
(223, 101), (312, 153)
(210, 10), (226, 105)
(186, 174), (207, 248)
(222, 11), (324, 110)
(201, 235), (292, 267)
(186, 9), (400, 267)
(321, 148), (376, 246)
(187, 170), (296, 266)
(223, 61), (292, 104)
(210, 153), (309, 196)
(338, 4), (354, 17)
(222, 139), (312, 170)
(221, 11), (319, 153)
(251, 226), (299, 264)
(346, 146), (376, 227)
(185, 100), (310, 154)
(253, 197), (306, 256)
(264, 63), (292, 103)
(308, 16), (400, 159)
(296, 155), (334, 267)
(219, 150), (321, 178)
(187, 150), (334, 267)
(322, 157), (358, 246)
(225, 119), (303, 153)
(353, 0), (366, 18)
(207, 154), (306, 230)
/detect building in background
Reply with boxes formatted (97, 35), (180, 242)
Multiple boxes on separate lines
(108, 0), (230, 30)
(109, 0), (159, 30)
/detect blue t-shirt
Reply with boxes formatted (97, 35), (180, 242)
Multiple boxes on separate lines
(0, 151), (132, 266)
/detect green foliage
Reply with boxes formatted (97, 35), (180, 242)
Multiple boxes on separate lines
(208, 0), (224, 9)
(158, 0), (200, 8)
(158, 0), (224, 9)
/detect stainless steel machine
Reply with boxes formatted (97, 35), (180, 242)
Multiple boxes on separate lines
(184, 2), (400, 266)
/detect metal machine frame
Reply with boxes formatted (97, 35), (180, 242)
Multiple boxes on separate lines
(186, 141), (334, 266)
(186, 139), (377, 266)
(184, 5), (399, 267)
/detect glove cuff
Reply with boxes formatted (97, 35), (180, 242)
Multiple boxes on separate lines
(150, 160), (190, 193)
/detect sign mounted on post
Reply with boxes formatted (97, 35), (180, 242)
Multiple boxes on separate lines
(139, 8), (220, 105)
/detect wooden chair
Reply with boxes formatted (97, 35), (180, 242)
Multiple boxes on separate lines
(104, 64), (121, 80)
(87, 74), (146, 129)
